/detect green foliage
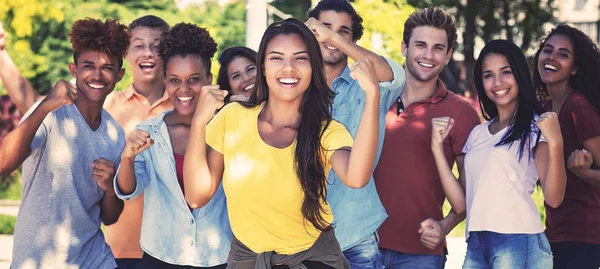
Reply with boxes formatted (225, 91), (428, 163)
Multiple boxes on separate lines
(0, 0), (246, 92)
(0, 214), (16, 234)
(0, 169), (22, 200)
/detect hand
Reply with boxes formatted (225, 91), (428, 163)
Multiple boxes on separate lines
(568, 149), (594, 177)
(305, 17), (335, 43)
(229, 94), (249, 102)
(536, 112), (562, 147)
(418, 218), (447, 250)
(349, 58), (379, 95)
(41, 80), (77, 111)
(122, 130), (153, 160)
(431, 117), (454, 150)
(92, 158), (117, 193)
(193, 85), (228, 125)
(0, 22), (6, 51)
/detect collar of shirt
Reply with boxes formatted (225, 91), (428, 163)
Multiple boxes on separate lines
(124, 84), (171, 109)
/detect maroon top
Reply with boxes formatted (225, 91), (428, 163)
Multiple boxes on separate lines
(174, 153), (185, 196)
(374, 80), (480, 255)
(544, 91), (600, 244)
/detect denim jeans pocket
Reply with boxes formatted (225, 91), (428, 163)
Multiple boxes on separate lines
(536, 233), (553, 256)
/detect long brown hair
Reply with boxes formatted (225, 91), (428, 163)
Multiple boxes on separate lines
(244, 18), (335, 231)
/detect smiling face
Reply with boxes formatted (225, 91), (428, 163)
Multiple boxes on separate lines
(537, 34), (577, 87)
(316, 10), (354, 65)
(481, 53), (519, 110)
(125, 27), (165, 83)
(165, 54), (212, 117)
(227, 56), (257, 98)
(263, 33), (312, 103)
(402, 25), (452, 84)
(69, 50), (124, 105)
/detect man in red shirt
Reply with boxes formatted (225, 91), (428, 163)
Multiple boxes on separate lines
(374, 7), (479, 268)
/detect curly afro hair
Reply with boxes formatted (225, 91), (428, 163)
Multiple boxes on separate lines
(159, 22), (218, 75)
(534, 24), (600, 115)
(69, 18), (129, 68)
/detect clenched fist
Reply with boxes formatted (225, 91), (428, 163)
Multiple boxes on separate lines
(535, 112), (563, 147)
(193, 85), (228, 125)
(568, 149), (594, 178)
(431, 117), (454, 150)
(304, 17), (335, 43)
(41, 80), (78, 112)
(92, 158), (117, 193)
(122, 129), (153, 160)
(349, 58), (379, 96)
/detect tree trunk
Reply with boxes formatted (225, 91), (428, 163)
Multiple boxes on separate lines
(463, 0), (477, 98)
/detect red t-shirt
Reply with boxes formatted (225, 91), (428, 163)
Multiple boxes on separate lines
(374, 80), (480, 255)
(174, 153), (185, 196)
(544, 91), (600, 244)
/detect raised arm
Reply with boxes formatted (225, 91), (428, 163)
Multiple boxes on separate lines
(0, 23), (42, 114)
(567, 137), (600, 186)
(0, 80), (76, 175)
(431, 117), (466, 214)
(305, 18), (393, 82)
(183, 85), (228, 208)
(535, 112), (566, 208)
(330, 58), (379, 188)
(116, 129), (154, 196)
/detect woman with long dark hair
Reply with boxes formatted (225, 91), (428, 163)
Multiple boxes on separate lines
(183, 18), (381, 268)
(115, 23), (231, 269)
(216, 46), (257, 102)
(432, 40), (566, 268)
(533, 24), (600, 269)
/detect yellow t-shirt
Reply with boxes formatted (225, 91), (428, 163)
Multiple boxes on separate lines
(206, 102), (353, 255)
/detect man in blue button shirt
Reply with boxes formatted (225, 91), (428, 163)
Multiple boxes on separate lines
(306, 1), (405, 268)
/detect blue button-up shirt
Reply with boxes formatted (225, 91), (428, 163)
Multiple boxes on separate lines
(328, 57), (405, 250)
(114, 111), (232, 266)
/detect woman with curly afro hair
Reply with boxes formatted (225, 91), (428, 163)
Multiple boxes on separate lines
(533, 24), (600, 269)
(1, 18), (129, 268)
(115, 22), (231, 269)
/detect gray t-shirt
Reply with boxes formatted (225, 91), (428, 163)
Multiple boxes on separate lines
(12, 102), (125, 269)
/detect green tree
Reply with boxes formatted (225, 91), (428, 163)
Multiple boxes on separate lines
(407, 0), (557, 95)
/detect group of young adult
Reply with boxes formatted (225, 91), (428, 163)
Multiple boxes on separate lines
(0, 1), (598, 269)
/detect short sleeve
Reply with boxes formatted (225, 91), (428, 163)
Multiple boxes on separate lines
(206, 104), (229, 154)
(568, 99), (600, 142)
(462, 128), (476, 154)
(321, 120), (354, 171)
(19, 100), (56, 152)
(451, 102), (480, 156)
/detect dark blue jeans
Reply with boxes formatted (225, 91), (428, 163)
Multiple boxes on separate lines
(380, 247), (447, 269)
(137, 252), (226, 269)
(551, 241), (600, 269)
(116, 258), (140, 269)
(463, 231), (552, 268)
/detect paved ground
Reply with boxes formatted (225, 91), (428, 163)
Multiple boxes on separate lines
(0, 202), (468, 268)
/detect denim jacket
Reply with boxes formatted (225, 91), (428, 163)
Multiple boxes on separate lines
(327, 57), (405, 250)
(114, 111), (232, 266)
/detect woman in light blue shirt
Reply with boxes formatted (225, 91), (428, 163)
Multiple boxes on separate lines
(114, 22), (232, 268)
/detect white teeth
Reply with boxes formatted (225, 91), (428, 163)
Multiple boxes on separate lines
(544, 64), (558, 71)
(278, 78), (299, 84)
(418, 62), (434, 68)
(495, 89), (509, 95)
(243, 84), (254, 92)
(177, 97), (193, 101)
(325, 45), (337, 50)
(87, 83), (105, 89)
(140, 63), (155, 67)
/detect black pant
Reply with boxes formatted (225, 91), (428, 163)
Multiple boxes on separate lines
(137, 252), (227, 269)
(271, 261), (334, 269)
(551, 241), (600, 269)
(116, 258), (141, 269)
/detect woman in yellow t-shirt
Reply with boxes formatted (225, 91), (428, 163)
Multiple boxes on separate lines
(183, 18), (381, 269)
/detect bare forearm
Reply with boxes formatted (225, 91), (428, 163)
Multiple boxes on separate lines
(0, 102), (50, 175)
(577, 169), (600, 186)
(116, 158), (136, 195)
(432, 149), (466, 214)
(542, 144), (566, 207)
(329, 34), (393, 82)
(440, 209), (466, 235)
(100, 191), (123, 225)
(183, 123), (216, 208)
(345, 92), (380, 188)
(0, 50), (40, 114)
